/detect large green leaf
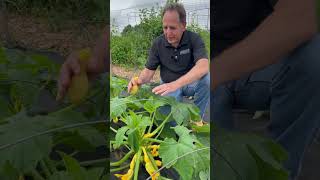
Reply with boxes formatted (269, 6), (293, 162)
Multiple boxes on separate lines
(58, 152), (106, 180)
(159, 126), (209, 180)
(144, 96), (166, 114)
(126, 111), (151, 129)
(0, 112), (53, 173)
(110, 76), (128, 98)
(127, 129), (140, 152)
(212, 126), (289, 180)
(110, 97), (128, 118)
(171, 102), (200, 125)
(49, 109), (106, 149)
(114, 126), (129, 149)
(248, 145), (289, 180)
(6, 67), (43, 112)
(171, 105), (190, 125)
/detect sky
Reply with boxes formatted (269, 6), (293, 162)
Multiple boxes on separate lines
(110, 0), (209, 11)
(111, 0), (165, 11)
(110, 0), (210, 32)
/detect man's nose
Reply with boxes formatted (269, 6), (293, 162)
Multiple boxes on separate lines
(166, 28), (173, 34)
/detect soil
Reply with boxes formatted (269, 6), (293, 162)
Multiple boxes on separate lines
(3, 13), (106, 56)
(111, 64), (161, 82)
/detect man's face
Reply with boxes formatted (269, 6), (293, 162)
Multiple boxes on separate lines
(162, 10), (186, 47)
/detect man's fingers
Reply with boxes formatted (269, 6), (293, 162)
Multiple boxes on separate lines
(132, 78), (138, 86)
(127, 82), (132, 92)
(161, 91), (169, 96)
(56, 64), (72, 101)
(128, 77), (139, 92)
(68, 57), (81, 75)
(152, 85), (166, 95)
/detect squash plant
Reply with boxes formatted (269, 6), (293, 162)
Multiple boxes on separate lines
(110, 76), (210, 180)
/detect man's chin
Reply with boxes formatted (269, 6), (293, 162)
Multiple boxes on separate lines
(167, 39), (177, 45)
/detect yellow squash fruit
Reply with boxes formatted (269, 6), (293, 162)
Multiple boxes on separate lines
(68, 73), (88, 104)
(142, 147), (160, 180)
(129, 76), (139, 95)
(130, 85), (139, 95)
(67, 48), (91, 104)
(114, 154), (137, 180)
(78, 48), (91, 70)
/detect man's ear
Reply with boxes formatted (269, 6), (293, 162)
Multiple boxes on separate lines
(182, 22), (187, 31)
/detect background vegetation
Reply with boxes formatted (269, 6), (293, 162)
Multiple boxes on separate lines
(111, 5), (210, 68)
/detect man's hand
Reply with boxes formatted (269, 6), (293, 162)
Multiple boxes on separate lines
(56, 51), (102, 101)
(152, 82), (180, 96)
(57, 30), (108, 101)
(127, 68), (156, 93)
(127, 76), (142, 93)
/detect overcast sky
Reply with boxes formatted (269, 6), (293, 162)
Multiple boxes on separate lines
(110, 0), (209, 11)
(111, 0), (164, 11)
(110, 0), (210, 31)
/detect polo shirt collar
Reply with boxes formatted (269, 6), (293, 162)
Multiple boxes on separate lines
(164, 31), (189, 48)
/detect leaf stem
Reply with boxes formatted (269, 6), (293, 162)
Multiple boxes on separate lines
(110, 163), (130, 173)
(133, 149), (142, 180)
(80, 158), (108, 166)
(110, 150), (134, 167)
(149, 111), (172, 137)
(147, 112), (155, 133)
(110, 126), (117, 133)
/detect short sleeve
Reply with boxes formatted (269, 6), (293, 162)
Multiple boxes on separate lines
(145, 40), (160, 70)
(192, 34), (208, 63)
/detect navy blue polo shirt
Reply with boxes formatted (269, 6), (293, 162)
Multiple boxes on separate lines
(145, 30), (208, 83)
(212, 0), (275, 57)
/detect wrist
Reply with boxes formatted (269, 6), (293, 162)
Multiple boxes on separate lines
(172, 80), (183, 89)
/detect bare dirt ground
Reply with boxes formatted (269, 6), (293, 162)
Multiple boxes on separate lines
(4, 13), (106, 56)
(111, 64), (160, 82)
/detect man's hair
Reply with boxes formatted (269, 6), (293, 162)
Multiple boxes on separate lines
(162, 3), (186, 24)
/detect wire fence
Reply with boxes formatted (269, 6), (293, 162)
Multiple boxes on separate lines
(111, 1), (210, 33)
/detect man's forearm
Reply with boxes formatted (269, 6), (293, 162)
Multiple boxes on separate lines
(174, 59), (209, 88)
(91, 28), (109, 73)
(139, 68), (156, 84)
(212, 0), (317, 89)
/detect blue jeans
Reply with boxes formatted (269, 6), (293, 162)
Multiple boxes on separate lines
(163, 73), (210, 119)
(212, 35), (320, 179)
